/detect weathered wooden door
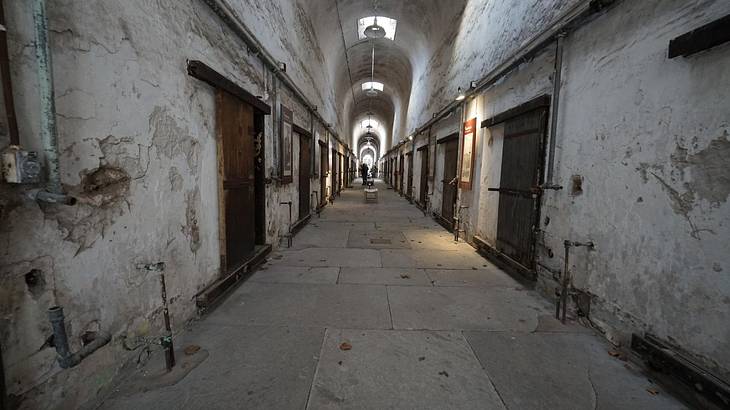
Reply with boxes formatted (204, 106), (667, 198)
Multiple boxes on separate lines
(298, 132), (311, 219)
(441, 137), (459, 226)
(419, 146), (429, 205)
(217, 90), (256, 271)
(496, 108), (548, 270)
(319, 141), (327, 206)
(406, 152), (414, 198)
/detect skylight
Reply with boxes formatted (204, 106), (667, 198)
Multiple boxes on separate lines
(361, 119), (379, 129)
(362, 81), (384, 92)
(358, 16), (397, 41)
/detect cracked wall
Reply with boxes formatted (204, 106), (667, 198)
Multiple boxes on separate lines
(393, 0), (730, 380)
(0, 0), (340, 408)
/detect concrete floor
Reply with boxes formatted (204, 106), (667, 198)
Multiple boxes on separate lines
(101, 180), (686, 409)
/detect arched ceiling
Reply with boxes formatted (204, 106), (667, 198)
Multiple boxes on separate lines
(302, 0), (468, 154)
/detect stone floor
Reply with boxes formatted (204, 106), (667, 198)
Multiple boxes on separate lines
(101, 180), (686, 409)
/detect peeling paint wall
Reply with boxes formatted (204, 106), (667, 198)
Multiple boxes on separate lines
(0, 0), (339, 408)
(386, 0), (730, 380)
(542, 0), (730, 378)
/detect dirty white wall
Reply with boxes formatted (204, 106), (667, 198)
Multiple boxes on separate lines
(541, 0), (730, 378)
(0, 0), (341, 408)
(398, 0), (730, 380)
(403, 0), (581, 140)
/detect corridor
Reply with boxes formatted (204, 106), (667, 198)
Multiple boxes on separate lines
(101, 181), (682, 409)
(2, 0), (730, 408)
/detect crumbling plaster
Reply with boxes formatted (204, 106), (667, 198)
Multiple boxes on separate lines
(0, 0), (341, 408)
(401, 0), (730, 379)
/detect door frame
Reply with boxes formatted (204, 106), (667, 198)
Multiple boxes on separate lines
(436, 133), (459, 231)
(294, 123), (312, 223)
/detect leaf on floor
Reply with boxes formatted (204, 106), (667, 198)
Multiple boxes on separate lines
(184, 345), (201, 355)
(438, 370), (449, 377)
(646, 388), (659, 396)
(339, 342), (352, 351)
(400, 273), (410, 279)
(418, 356), (426, 361)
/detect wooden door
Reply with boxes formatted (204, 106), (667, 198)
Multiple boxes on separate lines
(217, 90), (256, 271)
(496, 108), (548, 270)
(419, 146), (429, 205)
(319, 141), (328, 206)
(298, 132), (311, 219)
(441, 137), (459, 227)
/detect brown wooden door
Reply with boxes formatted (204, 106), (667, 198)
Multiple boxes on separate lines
(319, 141), (327, 206)
(419, 147), (429, 205)
(496, 108), (548, 270)
(298, 132), (311, 219)
(441, 137), (459, 226)
(406, 153), (414, 198)
(217, 90), (256, 271)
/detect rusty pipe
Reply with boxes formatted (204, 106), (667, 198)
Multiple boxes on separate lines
(557, 240), (594, 323)
(48, 306), (111, 369)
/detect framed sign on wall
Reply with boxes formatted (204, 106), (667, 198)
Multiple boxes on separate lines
(459, 117), (477, 190)
(280, 105), (293, 183)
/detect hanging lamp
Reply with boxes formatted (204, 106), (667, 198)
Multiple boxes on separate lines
(364, 16), (386, 39)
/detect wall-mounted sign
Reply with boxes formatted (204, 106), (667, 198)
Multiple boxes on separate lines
(459, 117), (477, 190)
(280, 105), (293, 183)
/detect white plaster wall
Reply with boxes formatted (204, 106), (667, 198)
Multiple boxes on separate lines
(542, 0), (730, 377)
(0, 0), (340, 408)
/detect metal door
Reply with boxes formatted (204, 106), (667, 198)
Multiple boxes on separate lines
(298, 132), (311, 219)
(217, 90), (256, 271)
(419, 146), (429, 205)
(495, 108), (548, 270)
(441, 137), (459, 226)
(319, 141), (328, 206)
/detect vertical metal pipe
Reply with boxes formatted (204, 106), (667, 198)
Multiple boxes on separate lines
(32, 0), (62, 194)
(48, 306), (72, 367)
(546, 33), (566, 186)
(159, 273), (175, 372)
(0, 0), (20, 146)
(560, 241), (570, 324)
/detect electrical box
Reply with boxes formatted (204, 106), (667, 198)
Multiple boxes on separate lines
(2, 145), (42, 184)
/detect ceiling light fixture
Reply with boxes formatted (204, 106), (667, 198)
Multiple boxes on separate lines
(364, 16), (386, 39)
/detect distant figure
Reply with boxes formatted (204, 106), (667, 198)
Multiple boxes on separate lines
(371, 165), (378, 179)
(360, 163), (369, 185)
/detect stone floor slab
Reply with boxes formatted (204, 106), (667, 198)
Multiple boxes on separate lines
(103, 325), (324, 410)
(463, 331), (687, 410)
(290, 224), (350, 250)
(338, 267), (431, 286)
(273, 248), (382, 267)
(346, 230), (411, 249)
(250, 266), (340, 284)
(388, 286), (544, 331)
(425, 268), (518, 288)
(307, 329), (505, 410)
(381, 248), (492, 269)
(206, 282), (391, 329)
